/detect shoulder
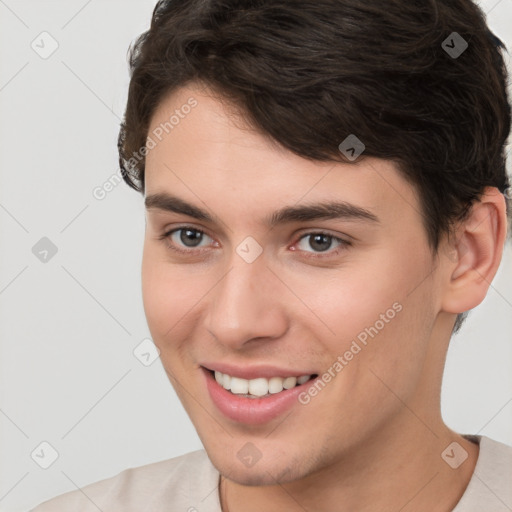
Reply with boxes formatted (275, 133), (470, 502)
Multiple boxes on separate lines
(30, 449), (221, 512)
(454, 435), (512, 511)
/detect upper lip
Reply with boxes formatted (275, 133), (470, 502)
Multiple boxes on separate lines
(201, 362), (317, 380)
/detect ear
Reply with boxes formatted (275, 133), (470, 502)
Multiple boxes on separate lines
(441, 187), (508, 314)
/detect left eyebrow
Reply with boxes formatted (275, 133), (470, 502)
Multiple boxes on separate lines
(265, 201), (380, 227)
(144, 192), (380, 227)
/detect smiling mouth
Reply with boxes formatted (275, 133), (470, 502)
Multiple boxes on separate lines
(206, 369), (318, 398)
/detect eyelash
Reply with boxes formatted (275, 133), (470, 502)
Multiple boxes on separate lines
(158, 226), (351, 259)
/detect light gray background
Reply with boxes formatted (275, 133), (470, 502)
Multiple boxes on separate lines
(0, 1), (510, 511)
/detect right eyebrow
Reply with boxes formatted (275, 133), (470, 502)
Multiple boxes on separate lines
(145, 193), (214, 222)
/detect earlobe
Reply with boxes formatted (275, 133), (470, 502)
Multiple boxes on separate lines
(441, 187), (507, 314)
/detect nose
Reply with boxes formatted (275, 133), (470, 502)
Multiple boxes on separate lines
(204, 253), (288, 350)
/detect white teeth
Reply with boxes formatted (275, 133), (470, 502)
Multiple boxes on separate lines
(222, 373), (231, 390)
(283, 376), (297, 389)
(230, 377), (249, 394)
(249, 378), (269, 397)
(268, 377), (284, 394)
(213, 371), (313, 396)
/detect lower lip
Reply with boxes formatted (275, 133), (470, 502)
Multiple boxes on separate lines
(203, 368), (317, 425)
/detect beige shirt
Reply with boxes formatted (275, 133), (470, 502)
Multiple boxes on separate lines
(30, 435), (512, 512)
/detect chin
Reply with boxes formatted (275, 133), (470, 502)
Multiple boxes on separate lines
(207, 447), (308, 486)
(225, 465), (302, 487)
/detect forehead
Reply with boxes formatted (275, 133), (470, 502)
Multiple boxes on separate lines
(145, 84), (422, 230)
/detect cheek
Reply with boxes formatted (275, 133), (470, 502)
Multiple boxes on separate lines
(284, 262), (406, 349)
(141, 243), (211, 348)
(141, 244), (188, 342)
(293, 250), (434, 382)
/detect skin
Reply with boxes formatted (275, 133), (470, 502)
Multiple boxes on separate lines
(141, 81), (507, 512)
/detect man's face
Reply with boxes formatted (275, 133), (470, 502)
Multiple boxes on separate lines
(142, 83), (446, 485)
